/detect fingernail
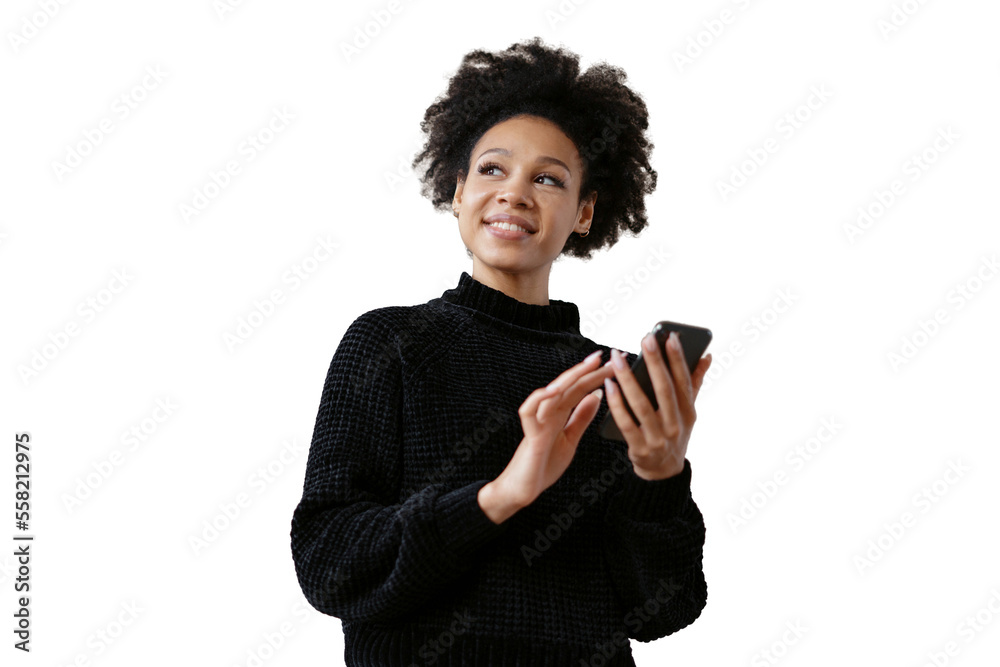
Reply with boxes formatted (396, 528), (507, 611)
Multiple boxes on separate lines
(585, 349), (602, 362)
(669, 331), (680, 350)
(612, 348), (626, 369)
(594, 387), (603, 401)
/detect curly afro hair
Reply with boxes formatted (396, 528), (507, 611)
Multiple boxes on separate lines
(411, 36), (657, 261)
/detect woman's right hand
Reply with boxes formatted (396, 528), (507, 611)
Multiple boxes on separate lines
(477, 349), (615, 524)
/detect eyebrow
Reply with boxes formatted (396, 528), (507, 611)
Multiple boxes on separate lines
(475, 148), (571, 173)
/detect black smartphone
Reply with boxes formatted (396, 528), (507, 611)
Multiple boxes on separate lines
(599, 320), (712, 441)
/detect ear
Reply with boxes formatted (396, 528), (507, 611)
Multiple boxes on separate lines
(576, 190), (597, 228)
(453, 173), (465, 208)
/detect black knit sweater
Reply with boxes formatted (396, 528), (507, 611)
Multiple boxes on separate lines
(290, 271), (707, 666)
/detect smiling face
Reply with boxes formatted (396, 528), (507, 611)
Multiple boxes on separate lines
(452, 114), (597, 288)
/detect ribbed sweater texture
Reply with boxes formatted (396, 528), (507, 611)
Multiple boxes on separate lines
(290, 271), (707, 666)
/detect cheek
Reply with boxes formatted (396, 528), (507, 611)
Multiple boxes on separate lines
(468, 189), (493, 206)
(550, 203), (579, 228)
(459, 217), (483, 242)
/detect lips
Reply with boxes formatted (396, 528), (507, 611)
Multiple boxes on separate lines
(483, 214), (537, 234)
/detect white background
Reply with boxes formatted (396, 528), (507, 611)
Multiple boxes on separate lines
(2, 0), (999, 665)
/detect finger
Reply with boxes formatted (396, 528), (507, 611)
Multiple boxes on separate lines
(561, 388), (603, 447)
(523, 383), (561, 426)
(540, 364), (615, 424)
(691, 353), (712, 401)
(536, 352), (611, 423)
(545, 349), (605, 392)
(607, 347), (659, 431)
(639, 332), (682, 429)
(665, 332), (695, 418)
(603, 374), (642, 445)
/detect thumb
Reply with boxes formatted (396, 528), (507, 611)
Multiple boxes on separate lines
(561, 387), (604, 445)
(691, 354), (712, 400)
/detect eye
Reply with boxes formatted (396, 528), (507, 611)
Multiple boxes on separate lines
(476, 161), (565, 188)
(477, 161), (503, 176)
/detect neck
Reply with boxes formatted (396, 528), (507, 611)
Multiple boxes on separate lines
(470, 260), (553, 306)
(437, 271), (581, 335)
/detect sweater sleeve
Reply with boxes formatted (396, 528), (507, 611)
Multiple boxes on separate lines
(290, 310), (511, 624)
(601, 456), (708, 642)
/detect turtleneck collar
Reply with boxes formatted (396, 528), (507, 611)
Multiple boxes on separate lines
(437, 271), (581, 335)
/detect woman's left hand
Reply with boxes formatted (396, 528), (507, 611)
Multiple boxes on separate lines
(604, 332), (712, 481)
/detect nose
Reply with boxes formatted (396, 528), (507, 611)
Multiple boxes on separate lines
(496, 175), (533, 208)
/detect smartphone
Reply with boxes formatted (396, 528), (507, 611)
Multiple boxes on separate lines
(599, 321), (712, 441)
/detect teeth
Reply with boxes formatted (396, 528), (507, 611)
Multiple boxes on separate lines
(487, 221), (531, 233)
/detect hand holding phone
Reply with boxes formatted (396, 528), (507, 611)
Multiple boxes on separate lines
(599, 321), (712, 441)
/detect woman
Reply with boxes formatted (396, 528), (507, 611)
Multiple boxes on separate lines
(290, 37), (713, 666)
